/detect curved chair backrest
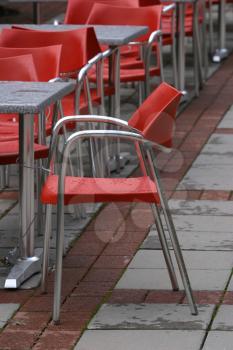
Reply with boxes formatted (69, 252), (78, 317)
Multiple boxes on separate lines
(139, 0), (160, 5)
(0, 27), (101, 75)
(64, 0), (139, 24)
(87, 3), (162, 41)
(129, 82), (182, 148)
(0, 54), (38, 81)
(0, 45), (61, 81)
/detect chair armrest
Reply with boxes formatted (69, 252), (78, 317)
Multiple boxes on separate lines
(148, 29), (163, 46)
(162, 3), (176, 13)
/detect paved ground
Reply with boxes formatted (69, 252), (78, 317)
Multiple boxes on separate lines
(1, 5), (233, 349)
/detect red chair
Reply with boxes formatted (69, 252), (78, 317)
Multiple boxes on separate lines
(0, 55), (49, 180)
(0, 45), (62, 139)
(64, 0), (139, 24)
(40, 82), (197, 323)
(0, 27), (105, 116)
(87, 3), (164, 103)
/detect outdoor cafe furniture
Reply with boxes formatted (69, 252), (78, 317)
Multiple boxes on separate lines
(40, 82), (198, 323)
(87, 3), (164, 106)
(0, 80), (75, 289)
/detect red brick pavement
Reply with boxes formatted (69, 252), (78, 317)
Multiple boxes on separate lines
(1, 52), (233, 350)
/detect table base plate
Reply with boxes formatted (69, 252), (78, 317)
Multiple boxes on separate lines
(212, 48), (229, 63)
(4, 249), (42, 289)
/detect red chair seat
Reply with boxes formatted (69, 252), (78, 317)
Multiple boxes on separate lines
(41, 175), (160, 205)
(0, 141), (49, 165)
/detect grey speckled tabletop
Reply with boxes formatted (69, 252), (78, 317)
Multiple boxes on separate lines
(0, 25), (148, 46)
(0, 81), (75, 114)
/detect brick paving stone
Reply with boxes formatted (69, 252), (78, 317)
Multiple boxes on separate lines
(222, 292), (233, 304)
(0, 290), (33, 304)
(172, 190), (202, 200)
(93, 255), (132, 269)
(83, 268), (123, 283)
(0, 192), (18, 200)
(63, 255), (97, 269)
(21, 295), (54, 312)
(183, 291), (223, 305)
(47, 312), (89, 331)
(145, 291), (185, 304)
(71, 281), (114, 297)
(68, 242), (107, 256)
(33, 330), (79, 350)
(6, 311), (51, 332)
(102, 242), (141, 256)
(0, 330), (38, 350)
(61, 296), (103, 314)
(201, 190), (230, 200)
(108, 289), (148, 303)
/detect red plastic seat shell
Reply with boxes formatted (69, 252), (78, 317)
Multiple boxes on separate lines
(0, 141), (49, 165)
(41, 175), (160, 205)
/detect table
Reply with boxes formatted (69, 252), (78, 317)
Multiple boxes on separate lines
(2, 24), (148, 171)
(162, 0), (203, 97)
(0, 81), (75, 288)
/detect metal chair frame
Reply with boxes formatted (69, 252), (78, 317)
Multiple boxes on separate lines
(41, 114), (198, 323)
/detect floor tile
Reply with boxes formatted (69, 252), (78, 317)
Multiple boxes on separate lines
(75, 330), (205, 350)
(218, 105), (233, 128)
(178, 135), (233, 190)
(168, 200), (233, 216)
(127, 250), (233, 270)
(88, 303), (214, 330)
(142, 230), (233, 251)
(0, 303), (20, 326)
(211, 305), (233, 330)
(202, 331), (233, 350)
(116, 269), (230, 291)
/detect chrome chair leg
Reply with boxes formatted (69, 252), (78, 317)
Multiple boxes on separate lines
(146, 148), (198, 315)
(41, 204), (52, 293)
(151, 203), (179, 291)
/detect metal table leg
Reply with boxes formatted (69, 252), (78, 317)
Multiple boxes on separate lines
(5, 113), (41, 289)
(212, 0), (228, 62)
(33, 2), (41, 24)
(177, 3), (186, 94)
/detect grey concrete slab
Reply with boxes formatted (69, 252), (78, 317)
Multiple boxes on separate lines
(75, 330), (205, 350)
(211, 305), (233, 330)
(226, 274), (233, 291)
(0, 303), (20, 326)
(202, 331), (233, 350)
(142, 230), (233, 251)
(0, 200), (17, 218)
(218, 105), (233, 128)
(116, 268), (230, 290)
(179, 134), (233, 190)
(152, 214), (233, 233)
(168, 200), (233, 216)
(128, 250), (233, 270)
(88, 303), (214, 330)
(178, 164), (233, 191)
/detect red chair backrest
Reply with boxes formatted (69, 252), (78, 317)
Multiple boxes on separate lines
(139, 0), (160, 5)
(129, 83), (182, 148)
(0, 54), (38, 81)
(87, 3), (162, 41)
(64, 0), (139, 24)
(0, 27), (101, 75)
(0, 45), (61, 81)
